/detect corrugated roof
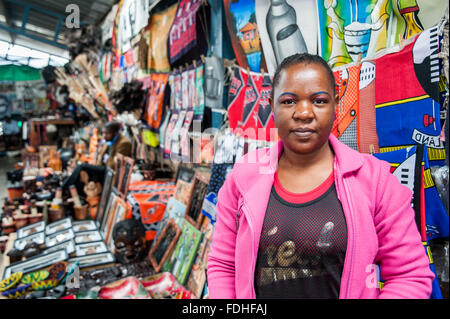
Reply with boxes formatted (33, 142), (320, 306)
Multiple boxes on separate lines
(0, 0), (117, 48)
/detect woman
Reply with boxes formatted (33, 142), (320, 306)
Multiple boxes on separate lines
(207, 53), (434, 299)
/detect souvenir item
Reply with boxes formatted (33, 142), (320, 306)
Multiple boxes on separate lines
(98, 276), (150, 299)
(148, 3), (178, 72)
(23, 242), (41, 258)
(97, 167), (114, 227)
(112, 219), (146, 265)
(114, 154), (124, 189)
(45, 228), (75, 247)
(151, 197), (186, 250)
(163, 220), (203, 285)
(164, 112), (179, 159)
(45, 217), (72, 235)
(186, 218), (214, 298)
(68, 252), (115, 270)
(74, 204), (89, 220)
(38, 145), (57, 168)
(255, 0), (317, 74)
(104, 196), (128, 250)
(1, 284), (31, 299)
(149, 219), (181, 273)
(20, 270), (49, 285)
(74, 230), (103, 244)
(375, 26), (445, 166)
(224, 0), (263, 72)
(75, 241), (108, 257)
(42, 239), (76, 256)
(205, 56), (225, 110)
(3, 250), (68, 280)
(73, 220), (98, 233)
(100, 189), (119, 237)
(14, 231), (45, 250)
(331, 63), (361, 151)
(84, 181), (102, 220)
(169, 0), (203, 63)
(32, 279), (59, 291)
(144, 72), (169, 131)
(17, 221), (45, 239)
(194, 64), (205, 121)
(119, 156), (135, 198)
(173, 166), (195, 206)
(69, 185), (82, 207)
(141, 272), (194, 299)
(7, 248), (23, 263)
(0, 272), (23, 292)
(185, 173), (210, 229)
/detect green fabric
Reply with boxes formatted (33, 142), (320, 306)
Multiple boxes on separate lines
(0, 65), (42, 82)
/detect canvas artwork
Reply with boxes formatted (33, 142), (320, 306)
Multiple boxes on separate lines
(149, 218), (181, 273)
(162, 219), (203, 285)
(185, 173), (210, 229)
(173, 166), (196, 206)
(255, 0), (318, 75)
(224, 0), (263, 72)
(186, 218), (214, 298)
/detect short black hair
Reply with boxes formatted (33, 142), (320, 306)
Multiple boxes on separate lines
(104, 121), (121, 134)
(271, 53), (336, 101)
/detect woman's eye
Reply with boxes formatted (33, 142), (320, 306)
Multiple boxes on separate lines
(314, 99), (328, 105)
(281, 98), (296, 105)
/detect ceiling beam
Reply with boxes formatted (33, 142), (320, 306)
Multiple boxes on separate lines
(0, 0), (16, 43)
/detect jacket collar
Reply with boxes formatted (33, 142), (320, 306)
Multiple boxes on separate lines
(266, 134), (364, 175)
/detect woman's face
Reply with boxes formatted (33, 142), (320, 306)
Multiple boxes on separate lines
(271, 62), (337, 155)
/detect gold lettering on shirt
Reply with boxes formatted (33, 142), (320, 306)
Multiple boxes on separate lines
(277, 240), (296, 267)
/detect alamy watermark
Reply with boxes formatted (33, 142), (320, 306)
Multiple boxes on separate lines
(66, 4), (80, 28)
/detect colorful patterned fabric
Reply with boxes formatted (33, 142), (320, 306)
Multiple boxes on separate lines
(373, 145), (449, 240)
(224, 0), (263, 72)
(358, 60), (379, 154)
(148, 4), (178, 72)
(127, 180), (176, 241)
(331, 63), (361, 151)
(169, 0), (203, 63)
(374, 145), (447, 299)
(144, 72), (169, 131)
(375, 26), (445, 166)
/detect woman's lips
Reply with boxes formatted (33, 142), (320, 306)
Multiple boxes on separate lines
(291, 128), (315, 138)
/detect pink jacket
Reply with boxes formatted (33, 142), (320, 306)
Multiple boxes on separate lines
(207, 134), (434, 299)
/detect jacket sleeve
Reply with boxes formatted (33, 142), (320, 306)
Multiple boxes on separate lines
(374, 160), (434, 299)
(207, 169), (239, 299)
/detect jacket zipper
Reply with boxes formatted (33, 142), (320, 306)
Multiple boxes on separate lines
(334, 160), (355, 299)
(236, 201), (256, 299)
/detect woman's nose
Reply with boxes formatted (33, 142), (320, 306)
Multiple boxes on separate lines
(292, 100), (314, 120)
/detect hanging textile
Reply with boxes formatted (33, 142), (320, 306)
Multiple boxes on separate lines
(144, 72), (169, 132)
(127, 180), (176, 241)
(168, 0), (203, 64)
(373, 145), (449, 241)
(148, 3), (178, 72)
(255, 0), (318, 75)
(331, 63), (361, 151)
(358, 60), (380, 154)
(224, 0), (263, 72)
(194, 64), (205, 121)
(373, 145), (447, 298)
(317, 0), (392, 68)
(375, 26), (445, 166)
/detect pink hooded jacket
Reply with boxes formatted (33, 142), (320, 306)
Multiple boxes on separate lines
(207, 134), (434, 299)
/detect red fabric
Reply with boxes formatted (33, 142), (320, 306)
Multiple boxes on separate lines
(145, 73), (169, 130)
(274, 170), (334, 204)
(375, 41), (424, 105)
(228, 67), (249, 134)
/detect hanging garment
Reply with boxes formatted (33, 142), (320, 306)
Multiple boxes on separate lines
(375, 26), (445, 166)
(148, 4), (178, 72)
(169, 0), (203, 63)
(194, 64), (205, 121)
(224, 0), (263, 72)
(332, 63), (361, 151)
(144, 72), (169, 131)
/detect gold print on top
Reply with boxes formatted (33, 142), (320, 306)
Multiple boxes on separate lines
(277, 241), (296, 267)
(265, 245), (277, 267)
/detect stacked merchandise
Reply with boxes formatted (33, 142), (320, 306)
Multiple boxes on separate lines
(1, 0), (449, 300)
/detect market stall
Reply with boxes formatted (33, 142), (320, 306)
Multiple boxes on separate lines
(0, 0), (448, 300)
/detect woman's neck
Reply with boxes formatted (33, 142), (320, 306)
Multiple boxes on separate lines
(279, 140), (334, 173)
